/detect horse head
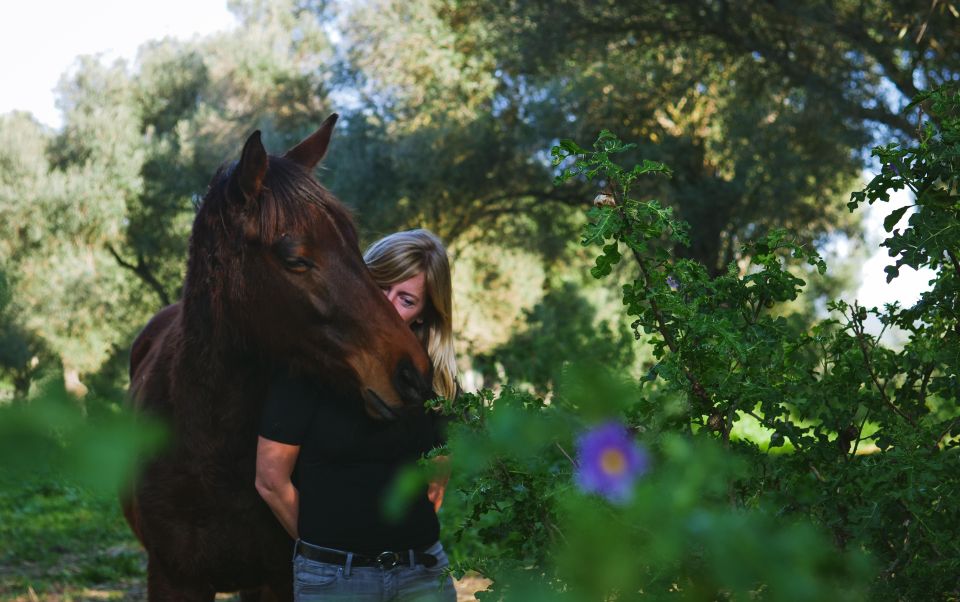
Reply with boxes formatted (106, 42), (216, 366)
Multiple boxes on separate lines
(187, 114), (433, 419)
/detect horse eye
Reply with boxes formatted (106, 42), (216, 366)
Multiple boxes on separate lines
(281, 256), (313, 273)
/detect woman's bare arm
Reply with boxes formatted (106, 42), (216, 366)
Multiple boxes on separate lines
(255, 436), (301, 539)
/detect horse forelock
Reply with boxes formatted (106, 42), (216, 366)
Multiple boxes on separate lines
(256, 157), (360, 252)
(194, 155), (359, 254)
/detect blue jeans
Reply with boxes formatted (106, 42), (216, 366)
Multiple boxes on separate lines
(293, 541), (457, 601)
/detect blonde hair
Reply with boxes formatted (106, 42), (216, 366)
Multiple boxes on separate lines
(364, 229), (459, 400)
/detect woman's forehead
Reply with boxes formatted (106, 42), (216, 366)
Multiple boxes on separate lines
(392, 271), (426, 294)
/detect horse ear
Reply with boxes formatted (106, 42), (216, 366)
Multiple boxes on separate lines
(284, 113), (339, 171)
(232, 130), (268, 203)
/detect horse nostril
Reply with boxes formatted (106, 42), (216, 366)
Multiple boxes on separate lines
(396, 359), (429, 403)
(403, 367), (422, 395)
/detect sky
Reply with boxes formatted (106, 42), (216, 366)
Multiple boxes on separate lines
(0, 0), (237, 128)
(856, 188), (933, 313)
(0, 0), (933, 321)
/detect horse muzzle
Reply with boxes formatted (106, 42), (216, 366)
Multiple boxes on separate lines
(347, 350), (433, 421)
(363, 388), (401, 421)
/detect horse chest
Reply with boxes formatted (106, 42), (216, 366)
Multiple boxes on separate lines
(137, 455), (287, 582)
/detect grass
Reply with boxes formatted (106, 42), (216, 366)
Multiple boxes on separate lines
(0, 474), (145, 600)
(0, 476), (483, 602)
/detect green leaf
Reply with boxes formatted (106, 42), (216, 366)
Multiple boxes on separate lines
(558, 139), (588, 155)
(883, 206), (910, 232)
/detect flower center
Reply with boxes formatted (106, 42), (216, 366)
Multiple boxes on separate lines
(600, 448), (627, 476)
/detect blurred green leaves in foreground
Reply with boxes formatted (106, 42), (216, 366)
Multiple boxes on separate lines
(425, 374), (872, 602)
(0, 373), (164, 494)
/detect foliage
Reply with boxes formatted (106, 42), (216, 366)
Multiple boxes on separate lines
(10, 0), (946, 396)
(432, 382), (870, 601)
(428, 88), (960, 600)
(451, 0), (959, 141)
(0, 269), (45, 400)
(334, 0), (871, 277)
(0, 3), (957, 597)
(0, 478), (144, 598)
(114, 0), (335, 308)
(0, 0), (339, 396)
(0, 371), (165, 494)
(0, 375), (165, 602)
(0, 374), (165, 598)
(473, 282), (636, 395)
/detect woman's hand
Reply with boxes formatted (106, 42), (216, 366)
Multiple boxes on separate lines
(427, 455), (451, 512)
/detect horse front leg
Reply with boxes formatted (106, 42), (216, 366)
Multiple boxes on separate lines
(147, 554), (215, 602)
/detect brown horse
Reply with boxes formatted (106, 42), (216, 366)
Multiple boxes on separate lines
(124, 115), (434, 601)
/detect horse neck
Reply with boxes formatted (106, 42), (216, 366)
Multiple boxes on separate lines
(160, 225), (275, 458)
(172, 296), (270, 452)
(178, 235), (261, 383)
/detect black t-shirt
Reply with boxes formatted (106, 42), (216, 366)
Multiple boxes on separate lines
(259, 371), (445, 554)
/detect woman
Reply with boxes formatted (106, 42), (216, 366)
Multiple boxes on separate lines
(256, 228), (458, 601)
(364, 229), (458, 403)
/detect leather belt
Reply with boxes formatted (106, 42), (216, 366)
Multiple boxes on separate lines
(296, 540), (438, 569)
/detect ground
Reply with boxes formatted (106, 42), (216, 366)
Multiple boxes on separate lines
(1, 566), (490, 602)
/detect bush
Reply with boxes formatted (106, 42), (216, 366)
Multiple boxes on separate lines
(431, 87), (960, 600)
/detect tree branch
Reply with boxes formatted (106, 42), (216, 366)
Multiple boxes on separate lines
(849, 303), (917, 426)
(609, 188), (713, 410)
(935, 417), (959, 448)
(946, 250), (960, 281)
(441, 188), (588, 246)
(106, 244), (172, 307)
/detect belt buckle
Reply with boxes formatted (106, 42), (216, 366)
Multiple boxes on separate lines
(376, 551), (400, 569)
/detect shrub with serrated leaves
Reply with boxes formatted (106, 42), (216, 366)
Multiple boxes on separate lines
(428, 87), (959, 600)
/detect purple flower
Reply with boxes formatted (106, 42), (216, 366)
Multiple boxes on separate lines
(575, 421), (649, 503)
(666, 275), (680, 291)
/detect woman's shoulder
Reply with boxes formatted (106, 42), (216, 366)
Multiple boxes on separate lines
(267, 366), (369, 417)
(267, 366), (316, 400)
